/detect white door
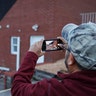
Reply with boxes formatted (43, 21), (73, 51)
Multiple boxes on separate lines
(30, 36), (44, 63)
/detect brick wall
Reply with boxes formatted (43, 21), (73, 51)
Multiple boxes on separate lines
(0, 0), (96, 71)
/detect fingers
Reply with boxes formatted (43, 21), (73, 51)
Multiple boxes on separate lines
(57, 36), (67, 43)
(58, 44), (68, 50)
(28, 39), (45, 57)
(57, 36), (68, 50)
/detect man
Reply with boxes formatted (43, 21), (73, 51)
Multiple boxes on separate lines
(11, 22), (96, 96)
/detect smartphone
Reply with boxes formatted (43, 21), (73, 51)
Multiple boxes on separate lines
(42, 39), (63, 51)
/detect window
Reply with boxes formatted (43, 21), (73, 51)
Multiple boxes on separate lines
(30, 36), (44, 64)
(80, 12), (96, 23)
(11, 37), (20, 54)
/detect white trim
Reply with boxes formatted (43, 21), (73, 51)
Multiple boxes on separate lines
(11, 37), (18, 54)
(0, 88), (11, 93)
(11, 36), (20, 71)
(16, 37), (20, 71)
(0, 67), (10, 71)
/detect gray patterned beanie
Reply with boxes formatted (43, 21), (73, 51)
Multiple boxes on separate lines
(62, 22), (96, 70)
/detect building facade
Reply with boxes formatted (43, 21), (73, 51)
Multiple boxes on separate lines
(0, 0), (96, 71)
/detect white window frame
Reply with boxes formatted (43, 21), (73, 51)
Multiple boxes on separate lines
(11, 37), (20, 55)
(11, 36), (20, 70)
(30, 35), (44, 64)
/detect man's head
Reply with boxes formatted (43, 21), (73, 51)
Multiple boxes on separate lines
(62, 22), (96, 72)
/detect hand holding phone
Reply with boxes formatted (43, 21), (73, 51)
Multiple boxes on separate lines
(42, 39), (64, 51)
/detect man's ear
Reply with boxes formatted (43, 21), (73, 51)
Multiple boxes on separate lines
(67, 53), (75, 66)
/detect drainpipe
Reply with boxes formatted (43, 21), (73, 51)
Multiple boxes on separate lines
(16, 37), (20, 71)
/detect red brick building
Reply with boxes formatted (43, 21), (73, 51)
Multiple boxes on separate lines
(0, 0), (96, 71)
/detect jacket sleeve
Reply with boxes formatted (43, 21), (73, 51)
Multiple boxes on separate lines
(11, 52), (49, 96)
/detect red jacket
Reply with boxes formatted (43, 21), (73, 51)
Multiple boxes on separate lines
(11, 52), (96, 96)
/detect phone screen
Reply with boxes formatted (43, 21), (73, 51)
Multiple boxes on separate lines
(42, 39), (63, 51)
